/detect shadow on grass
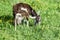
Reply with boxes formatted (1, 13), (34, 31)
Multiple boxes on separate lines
(0, 15), (14, 25)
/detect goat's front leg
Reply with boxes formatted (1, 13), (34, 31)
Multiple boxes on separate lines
(39, 18), (41, 25)
(27, 20), (29, 27)
(14, 18), (17, 31)
(24, 19), (29, 27)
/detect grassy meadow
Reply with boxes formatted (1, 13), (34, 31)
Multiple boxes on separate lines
(0, 0), (60, 40)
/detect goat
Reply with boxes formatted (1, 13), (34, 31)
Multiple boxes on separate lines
(13, 3), (41, 30)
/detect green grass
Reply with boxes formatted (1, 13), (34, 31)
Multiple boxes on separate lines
(0, 0), (60, 40)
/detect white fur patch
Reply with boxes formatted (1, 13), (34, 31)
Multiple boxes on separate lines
(21, 7), (28, 12)
(29, 15), (36, 19)
(16, 13), (21, 16)
(16, 13), (22, 18)
(15, 13), (24, 24)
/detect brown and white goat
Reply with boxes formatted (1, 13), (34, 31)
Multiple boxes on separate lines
(13, 3), (41, 30)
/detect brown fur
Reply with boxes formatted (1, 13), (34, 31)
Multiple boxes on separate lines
(13, 3), (37, 18)
(19, 10), (29, 20)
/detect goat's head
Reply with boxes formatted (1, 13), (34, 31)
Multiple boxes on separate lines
(35, 15), (41, 25)
(31, 10), (41, 25)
